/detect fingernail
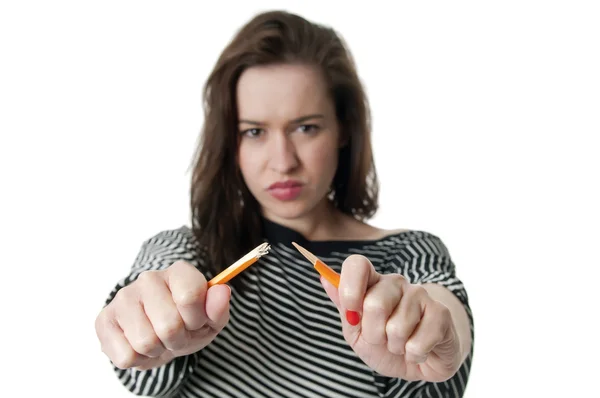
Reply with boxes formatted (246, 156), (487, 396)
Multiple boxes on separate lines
(345, 310), (360, 326)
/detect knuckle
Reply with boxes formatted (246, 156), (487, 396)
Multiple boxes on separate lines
(388, 273), (407, 285)
(414, 284), (427, 295)
(440, 302), (451, 315)
(342, 254), (368, 272)
(111, 348), (137, 369)
(94, 311), (109, 336)
(170, 260), (195, 273)
(169, 260), (186, 271)
(385, 322), (408, 342)
(171, 259), (188, 267)
(95, 311), (118, 341)
(436, 303), (452, 320)
(113, 287), (136, 306)
(137, 270), (160, 284)
(429, 300), (451, 319)
(132, 334), (162, 356)
(155, 317), (185, 341)
(362, 296), (387, 316)
(407, 284), (427, 299)
(405, 340), (427, 356)
(173, 286), (205, 307)
(340, 288), (362, 306)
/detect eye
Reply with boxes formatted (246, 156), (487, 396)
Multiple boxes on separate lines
(241, 128), (263, 138)
(297, 124), (319, 134)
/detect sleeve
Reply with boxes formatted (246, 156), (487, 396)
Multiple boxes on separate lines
(102, 228), (206, 397)
(377, 233), (475, 398)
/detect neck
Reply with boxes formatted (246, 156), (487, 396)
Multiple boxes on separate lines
(263, 199), (345, 241)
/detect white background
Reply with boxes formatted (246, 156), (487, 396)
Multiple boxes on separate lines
(1, 1), (598, 397)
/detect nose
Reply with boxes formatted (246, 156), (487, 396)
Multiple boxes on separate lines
(268, 132), (299, 174)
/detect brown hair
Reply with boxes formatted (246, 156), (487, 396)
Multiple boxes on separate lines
(190, 10), (379, 285)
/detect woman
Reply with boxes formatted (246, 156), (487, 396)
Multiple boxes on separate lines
(95, 10), (474, 398)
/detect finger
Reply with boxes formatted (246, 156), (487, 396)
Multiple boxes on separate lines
(114, 287), (165, 358)
(139, 270), (189, 351)
(361, 275), (404, 345)
(320, 276), (341, 309)
(96, 308), (150, 369)
(405, 300), (450, 364)
(205, 284), (231, 331)
(166, 260), (209, 331)
(338, 254), (380, 312)
(134, 351), (175, 371)
(385, 284), (426, 356)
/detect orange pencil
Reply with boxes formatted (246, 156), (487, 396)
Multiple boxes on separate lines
(207, 242), (271, 287)
(292, 241), (361, 325)
(292, 242), (340, 288)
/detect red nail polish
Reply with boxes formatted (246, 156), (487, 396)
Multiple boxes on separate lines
(345, 310), (360, 326)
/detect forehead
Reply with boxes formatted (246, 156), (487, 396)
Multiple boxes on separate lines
(236, 63), (332, 121)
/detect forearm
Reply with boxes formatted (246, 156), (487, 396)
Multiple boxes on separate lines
(422, 283), (472, 363)
(112, 354), (197, 397)
(104, 232), (203, 396)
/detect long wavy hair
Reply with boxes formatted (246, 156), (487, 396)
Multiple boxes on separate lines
(190, 10), (379, 286)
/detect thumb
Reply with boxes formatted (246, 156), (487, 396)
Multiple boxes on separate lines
(320, 276), (361, 328)
(320, 276), (341, 310)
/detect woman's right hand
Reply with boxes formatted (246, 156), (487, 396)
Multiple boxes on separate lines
(95, 260), (231, 370)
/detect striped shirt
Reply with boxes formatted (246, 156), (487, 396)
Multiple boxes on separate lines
(104, 218), (474, 397)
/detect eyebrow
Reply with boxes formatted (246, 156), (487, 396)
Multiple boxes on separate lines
(238, 114), (325, 126)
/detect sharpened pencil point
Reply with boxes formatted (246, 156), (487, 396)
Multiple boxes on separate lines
(292, 242), (318, 264)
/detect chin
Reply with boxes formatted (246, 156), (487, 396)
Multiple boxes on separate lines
(260, 199), (318, 221)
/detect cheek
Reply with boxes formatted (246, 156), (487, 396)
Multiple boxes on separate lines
(307, 144), (339, 181)
(238, 144), (261, 188)
(237, 146), (252, 180)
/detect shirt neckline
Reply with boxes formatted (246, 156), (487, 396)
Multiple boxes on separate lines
(260, 216), (414, 253)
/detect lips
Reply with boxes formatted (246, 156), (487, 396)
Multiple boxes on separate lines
(267, 180), (304, 201)
(268, 180), (303, 190)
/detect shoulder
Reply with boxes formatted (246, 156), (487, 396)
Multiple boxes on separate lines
(347, 218), (410, 240)
(134, 225), (204, 268)
(141, 225), (197, 248)
(377, 228), (451, 258)
(351, 219), (449, 255)
(106, 226), (203, 305)
(372, 229), (457, 280)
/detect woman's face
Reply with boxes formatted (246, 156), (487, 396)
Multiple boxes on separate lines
(236, 63), (341, 223)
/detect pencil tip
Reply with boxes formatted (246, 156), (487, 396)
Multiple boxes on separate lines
(291, 241), (317, 264)
(256, 242), (271, 256)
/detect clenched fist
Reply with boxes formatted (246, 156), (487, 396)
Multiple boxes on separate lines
(95, 260), (231, 370)
(321, 255), (466, 382)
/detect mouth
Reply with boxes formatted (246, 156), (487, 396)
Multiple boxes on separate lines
(267, 180), (304, 201)
(268, 180), (303, 190)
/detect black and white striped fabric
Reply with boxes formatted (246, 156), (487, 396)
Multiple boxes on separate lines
(104, 218), (474, 397)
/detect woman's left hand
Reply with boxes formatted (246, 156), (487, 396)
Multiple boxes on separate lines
(320, 254), (463, 382)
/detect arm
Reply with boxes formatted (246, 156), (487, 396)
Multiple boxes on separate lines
(336, 233), (475, 398)
(387, 234), (475, 397)
(377, 286), (474, 398)
(101, 229), (204, 397)
(422, 283), (472, 364)
(111, 354), (198, 397)
(384, 281), (474, 398)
